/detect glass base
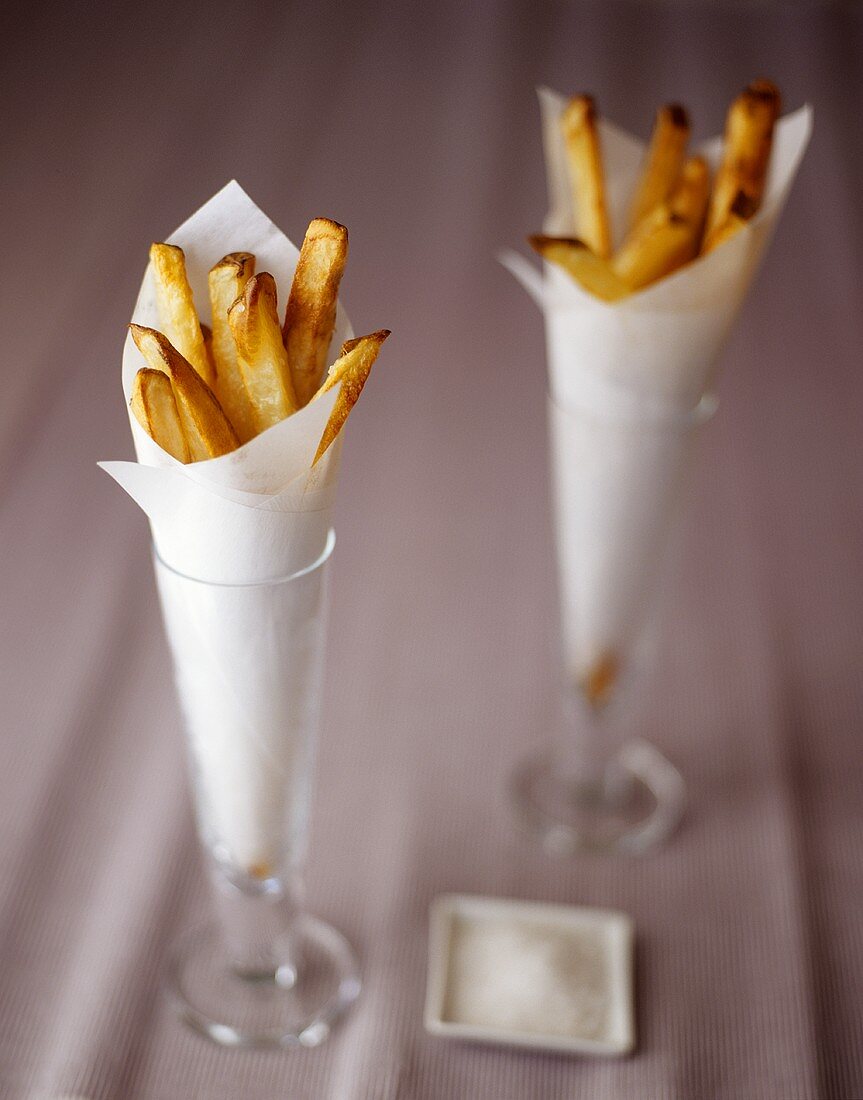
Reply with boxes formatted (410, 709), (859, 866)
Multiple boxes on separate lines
(168, 914), (361, 1048)
(512, 739), (685, 856)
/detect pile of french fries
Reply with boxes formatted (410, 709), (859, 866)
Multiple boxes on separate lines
(130, 218), (390, 464)
(530, 80), (781, 301)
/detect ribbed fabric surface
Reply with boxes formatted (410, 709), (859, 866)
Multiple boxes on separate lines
(1, 1), (861, 1097)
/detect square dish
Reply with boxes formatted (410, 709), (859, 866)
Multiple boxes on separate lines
(424, 894), (635, 1056)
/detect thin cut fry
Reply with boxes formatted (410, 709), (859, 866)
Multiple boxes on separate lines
(149, 243), (214, 386)
(312, 330), (390, 463)
(529, 235), (629, 302)
(613, 204), (699, 291)
(628, 104), (690, 231)
(130, 367), (190, 463)
(703, 190), (758, 253)
(704, 80), (781, 239)
(283, 218), (349, 407)
(208, 252), (257, 443)
(228, 273), (298, 433)
(130, 324), (238, 461)
(560, 95), (612, 259)
(668, 155), (711, 231)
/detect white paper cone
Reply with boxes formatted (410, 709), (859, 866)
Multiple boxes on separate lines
(154, 539), (330, 874)
(100, 184), (357, 873)
(508, 91), (813, 409)
(100, 180), (353, 584)
(550, 397), (709, 684)
(503, 92), (812, 685)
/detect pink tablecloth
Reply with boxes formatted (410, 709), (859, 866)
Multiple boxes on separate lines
(1, 1), (861, 1096)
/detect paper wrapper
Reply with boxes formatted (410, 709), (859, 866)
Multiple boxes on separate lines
(502, 92), (812, 686)
(153, 540), (329, 877)
(100, 180), (351, 586)
(99, 183), (354, 872)
(548, 395), (712, 688)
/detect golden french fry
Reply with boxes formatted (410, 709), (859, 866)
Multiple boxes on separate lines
(130, 367), (190, 463)
(529, 235), (629, 302)
(704, 79), (780, 239)
(149, 243), (214, 386)
(130, 325), (238, 461)
(228, 273), (298, 433)
(613, 204), (698, 290)
(669, 155), (711, 230)
(208, 252), (257, 443)
(312, 330), (390, 463)
(628, 104), (690, 231)
(702, 190), (758, 253)
(283, 218), (349, 407)
(560, 95), (612, 259)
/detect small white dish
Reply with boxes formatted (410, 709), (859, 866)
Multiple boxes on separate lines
(424, 894), (635, 1057)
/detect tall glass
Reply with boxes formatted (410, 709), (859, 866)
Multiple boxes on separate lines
(153, 529), (360, 1047)
(512, 391), (715, 855)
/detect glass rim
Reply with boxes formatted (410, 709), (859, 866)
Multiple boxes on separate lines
(152, 527), (336, 589)
(547, 387), (718, 429)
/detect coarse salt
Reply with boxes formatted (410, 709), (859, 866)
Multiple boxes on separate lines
(443, 914), (611, 1041)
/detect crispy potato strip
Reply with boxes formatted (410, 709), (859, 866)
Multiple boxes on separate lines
(613, 204), (699, 290)
(208, 252), (257, 443)
(560, 95), (612, 259)
(284, 218), (349, 407)
(628, 104), (690, 231)
(529, 82), (780, 289)
(130, 324), (238, 461)
(149, 243), (214, 386)
(130, 367), (190, 463)
(312, 330), (390, 463)
(705, 80), (780, 240)
(669, 155), (711, 232)
(228, 273), (298, 433)
(529, 235), (629, 302)
(703, 190), (758, 253)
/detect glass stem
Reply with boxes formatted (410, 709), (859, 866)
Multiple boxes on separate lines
(557, 685), (632, 803)
(212, 866), (304, 985)
(557, 688), (608, 785)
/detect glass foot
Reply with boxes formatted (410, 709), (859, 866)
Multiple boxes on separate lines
(168, 914), (361, 1048)
(512, 739), (686, 855)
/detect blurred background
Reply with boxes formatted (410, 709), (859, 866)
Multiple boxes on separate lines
(1, 1), (861, 1097)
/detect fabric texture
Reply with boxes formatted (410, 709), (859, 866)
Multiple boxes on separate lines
(1, 1), (861, 1096)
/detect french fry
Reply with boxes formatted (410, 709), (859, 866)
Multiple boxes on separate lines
(669, 155), (711, 230)
(208, 252), (257, 443)
(704, 80), (781, 239)
(616, 156), (708, 284)
(529, 235), (629, 302)
(628, 104), (690, 231)
(312, 330), (390, 463)
(703, 190), (758, 253)
(130, 324), (238, 461)
(149, 243), (214, 386)
(228, 273), (298, 433)
(130, 367), (190, 463)
(560, 95), (612, 259)
(283, 218), (349, 407)
(613, 204), (698, 291)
